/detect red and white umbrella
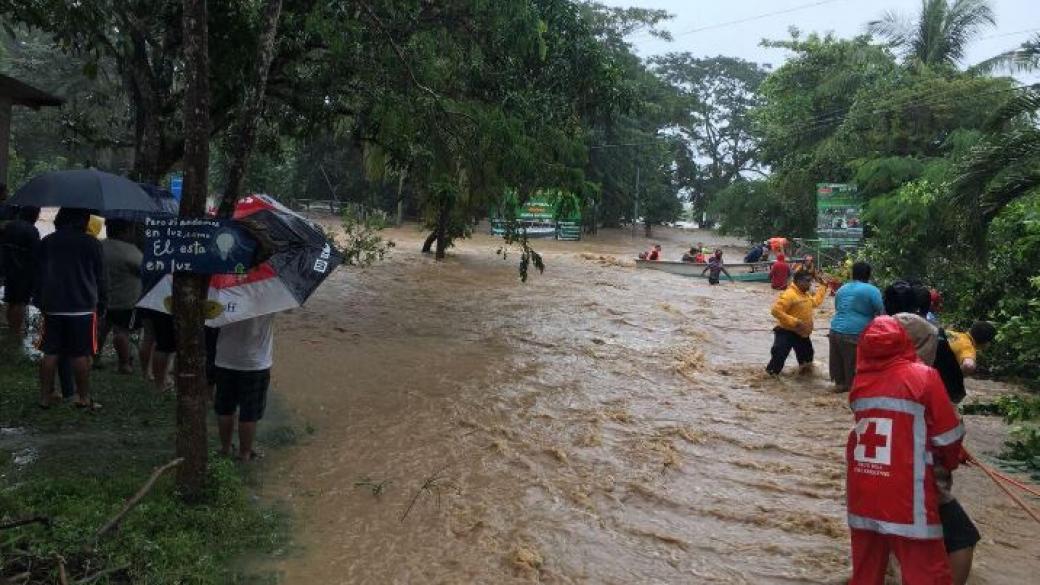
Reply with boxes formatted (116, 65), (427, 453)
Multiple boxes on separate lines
(137, 194), (344, 326)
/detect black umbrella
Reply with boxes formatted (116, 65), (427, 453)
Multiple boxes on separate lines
(6, 169), (159, 215)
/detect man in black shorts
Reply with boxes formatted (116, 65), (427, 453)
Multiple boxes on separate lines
(1, 206), (40, 337)
(140, 308), (177, 391)
(35, 208), (107, 409)
(99, 219), (143, 373)
(214, 314), (274, 461)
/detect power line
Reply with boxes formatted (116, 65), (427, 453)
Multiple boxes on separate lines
(673, 0), (852, 37)
(977, 27), (1040, 42)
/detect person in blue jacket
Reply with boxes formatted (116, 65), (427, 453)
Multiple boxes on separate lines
(828, 261), (883, 392)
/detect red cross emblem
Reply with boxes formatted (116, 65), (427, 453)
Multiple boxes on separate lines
(854, 417), (893, 465)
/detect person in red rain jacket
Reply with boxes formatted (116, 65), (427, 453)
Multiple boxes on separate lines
(769, 254), (790, 290)
(846, 316), (966, 585)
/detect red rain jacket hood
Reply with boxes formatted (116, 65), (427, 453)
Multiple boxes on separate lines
(846, 316), (965, 540)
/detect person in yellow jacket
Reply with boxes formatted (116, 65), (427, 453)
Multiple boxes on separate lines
(766, 271), (828, 376)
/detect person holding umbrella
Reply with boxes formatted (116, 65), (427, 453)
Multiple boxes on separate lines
(35, 208), (107, 410)
(138, 194), (345, 457)
(1, 205), (41, 337)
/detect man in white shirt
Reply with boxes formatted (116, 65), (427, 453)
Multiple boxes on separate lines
(213, 314), (274, 461)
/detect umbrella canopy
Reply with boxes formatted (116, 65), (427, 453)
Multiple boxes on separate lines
(6, 169), (159, 215)
(102, 183), (179, 221)
(137, 194), (345, 326)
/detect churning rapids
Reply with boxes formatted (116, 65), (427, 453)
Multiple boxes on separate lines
(251, 224), (1038, 584)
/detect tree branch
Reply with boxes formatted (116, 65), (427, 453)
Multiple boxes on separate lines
(90, 458), (184, 547)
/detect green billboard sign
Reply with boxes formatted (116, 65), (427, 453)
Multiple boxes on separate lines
(816, 183), (863, 246)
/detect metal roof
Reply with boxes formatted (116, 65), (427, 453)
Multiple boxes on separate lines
(0, 73), (63, 109)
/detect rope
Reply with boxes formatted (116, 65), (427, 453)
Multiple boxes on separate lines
(964, 448), (1040, 525)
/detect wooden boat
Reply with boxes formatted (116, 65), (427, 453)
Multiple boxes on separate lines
(634, 258), (798, 282)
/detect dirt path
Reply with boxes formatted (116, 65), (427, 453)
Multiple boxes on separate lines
(253, 225), (1038, 584)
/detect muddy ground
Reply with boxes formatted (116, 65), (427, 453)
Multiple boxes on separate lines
(251, 224), (1038, 584)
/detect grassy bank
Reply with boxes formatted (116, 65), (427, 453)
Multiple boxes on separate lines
(0, 345), (285, 584)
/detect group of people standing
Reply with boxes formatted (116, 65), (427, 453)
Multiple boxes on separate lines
(766, 258), (997, 585)
(0, 205), (274, 462)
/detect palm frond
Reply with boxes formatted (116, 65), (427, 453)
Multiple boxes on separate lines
(866, 11), (913, 51)
(953, 128), (1040, 206)
(936, 0), (996, 64)
(985, 86), (1040, 131)
(980, 168), (1040, 218)
(973, 34), (1040, 74)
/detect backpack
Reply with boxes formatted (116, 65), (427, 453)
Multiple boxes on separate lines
(933, 328), (966, 403)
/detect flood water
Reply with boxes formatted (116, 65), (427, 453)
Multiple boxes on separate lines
(254, 224), (1039, 584)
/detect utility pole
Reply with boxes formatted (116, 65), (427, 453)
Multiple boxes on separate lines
(632, 162), (640, 238)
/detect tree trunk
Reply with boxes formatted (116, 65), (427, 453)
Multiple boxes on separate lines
(218, 0), (283, 217)
(422, 231), (436, 253)
(644, 221), (652, 238)
(174, 0), (211, 501)
(395, 168), (406, 227)
(127, 61), (163, 184)
(434, 201), (450, 260)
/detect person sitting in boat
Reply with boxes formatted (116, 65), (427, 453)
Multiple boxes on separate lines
(681, 247), (698, 263)
(701, 250), (733, 285)
(744, 242), (768, 263)
(638, 244), (662, 261)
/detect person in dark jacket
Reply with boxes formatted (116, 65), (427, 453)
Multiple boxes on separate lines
(36, 208), (107, 410)
(1, 206), (41, 337)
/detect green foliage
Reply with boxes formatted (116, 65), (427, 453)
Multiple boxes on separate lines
(0, 353), (284, 584)
(962, 393), (1040, 423)
(963, 393), (1040, 476)
(709, 179), (785, 242)
(339, 206), (396, 268)
(1002, 425), (1040, 477)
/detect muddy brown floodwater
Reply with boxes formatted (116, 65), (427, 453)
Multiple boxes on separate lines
(253, 224), (1039, 584)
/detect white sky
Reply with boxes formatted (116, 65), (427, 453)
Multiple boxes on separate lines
(598, 0), (1040, 83)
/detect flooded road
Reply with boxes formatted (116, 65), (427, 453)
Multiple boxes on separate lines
(255, 225), (1039, 584)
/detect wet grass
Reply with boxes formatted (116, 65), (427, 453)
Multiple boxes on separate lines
(0, 344), (287, 584)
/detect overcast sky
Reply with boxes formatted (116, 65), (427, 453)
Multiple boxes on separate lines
(597, 0), (1039, 82)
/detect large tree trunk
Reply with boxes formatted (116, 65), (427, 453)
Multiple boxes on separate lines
(173, 0), (211, 501)
(422, 231), (436, 253)
(218, 0), (283, 217)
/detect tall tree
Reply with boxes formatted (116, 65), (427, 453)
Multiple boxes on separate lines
(651, 54), (768, 215)
(867, 0), (995, 68)
(173, 0), (211, 499)
(218, 0), (282, 215)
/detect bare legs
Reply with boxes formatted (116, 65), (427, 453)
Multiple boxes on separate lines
(112, 326), (133, 373)
(217, 416), (258, 461)
(6, 303), (26, 337)
(151, 351), (173, 392)
(38, 355), (90, 406)
(950, 547), (974, 585)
